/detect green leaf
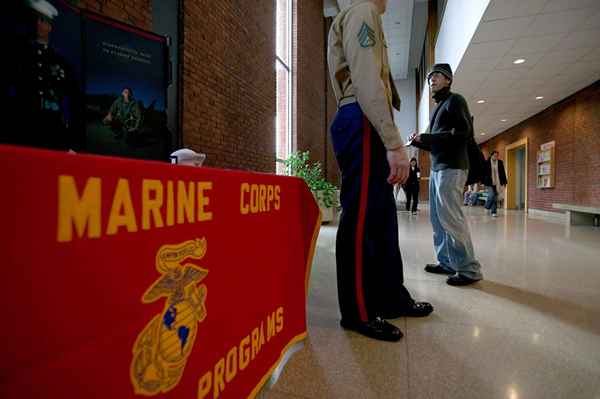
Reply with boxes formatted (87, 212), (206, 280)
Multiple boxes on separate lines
(279, 151), (339, 208)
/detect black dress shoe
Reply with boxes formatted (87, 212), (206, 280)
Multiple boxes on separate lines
(380, 301), (434, 319)
(424, 264), (455, 275)
(447, 275), (481, 286)
(340, 317), (403, 342)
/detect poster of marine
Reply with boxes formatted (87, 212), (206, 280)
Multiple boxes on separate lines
(1, 0), (172, 161)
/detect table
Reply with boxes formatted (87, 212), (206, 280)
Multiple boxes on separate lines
(0, 145), (320, 398)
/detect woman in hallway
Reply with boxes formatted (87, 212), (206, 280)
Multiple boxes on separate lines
(403, 157), (420, 215)
(483, 151), (507, 217)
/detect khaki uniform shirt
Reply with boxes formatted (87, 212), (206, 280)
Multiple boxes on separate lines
(328, 1), (402, 150)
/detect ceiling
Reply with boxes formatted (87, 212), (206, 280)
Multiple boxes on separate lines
(452, 0), (600, 143)
(381, 0), (414, 80)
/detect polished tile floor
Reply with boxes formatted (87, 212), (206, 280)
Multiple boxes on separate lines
(262, 207), (600, 399)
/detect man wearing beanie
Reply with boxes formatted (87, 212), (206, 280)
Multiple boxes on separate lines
(327, 0), (433, 342)
(409, 63), (483, 286)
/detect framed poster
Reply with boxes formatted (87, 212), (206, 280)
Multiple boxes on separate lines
(83, 13), (171, 160)
(2, 0), (173, 161)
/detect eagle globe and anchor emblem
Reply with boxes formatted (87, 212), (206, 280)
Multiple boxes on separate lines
(131, 237), (209, 395)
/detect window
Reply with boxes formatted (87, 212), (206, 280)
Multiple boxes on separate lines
(275, 0), (292, 174)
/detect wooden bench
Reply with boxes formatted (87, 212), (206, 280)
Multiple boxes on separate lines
(552, 203), (600, 226)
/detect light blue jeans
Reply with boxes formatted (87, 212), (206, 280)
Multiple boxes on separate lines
(429, 169), (483, 280)
(484, 186), (497, 214)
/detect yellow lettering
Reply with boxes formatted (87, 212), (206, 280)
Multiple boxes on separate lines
(197, 182), (213, 222)
(177, 181), (195, 224)
(267, 312), (276, 341)
(276, 306), (284, 333)
(166, 180), (174, 226)
(198, 372), (212, 399)
(274, 186), (281, 210)
(240, 184), (280, 215)
(57, 175), (101, 242)
(213, 357), (225, 399)
(225, 346), (237, 383)
(259, 185), (266, 212)
(240, 183), (250, 215)
(259, 321), (265, 349)
(106, 178), (137, 235)
(239, 336), (250, 371)
(251, 327), (259, 360)
(267, 185), (274, 211)
(142, 179), (164, 230)
(250, 185), (259, 213)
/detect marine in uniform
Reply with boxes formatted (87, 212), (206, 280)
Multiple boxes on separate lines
(103, 87), (142, 140)
(3, 0), (81, 151)
(327, 0), (433, 342)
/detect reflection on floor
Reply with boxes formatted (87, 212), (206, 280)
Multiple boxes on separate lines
(262, 207), (600, 399)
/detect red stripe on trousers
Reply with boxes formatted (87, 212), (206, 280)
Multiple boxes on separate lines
(354, 117), (371, 322)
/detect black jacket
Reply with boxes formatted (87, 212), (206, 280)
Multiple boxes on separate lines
(483, 159), (507, 187)
(413, 88), (472, 171)
(404, 165), (420, 187)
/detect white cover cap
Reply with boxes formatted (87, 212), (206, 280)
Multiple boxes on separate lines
(27, 0), (59, 21)
(170, 148), (206, 167)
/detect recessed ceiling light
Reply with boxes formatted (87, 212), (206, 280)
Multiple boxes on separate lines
(477, 100), (486, 104)
(536, 96), (544, 100)
(513, 58), (526, 64)
(500, 119), (507, 122)
(480, 133), (486, 136)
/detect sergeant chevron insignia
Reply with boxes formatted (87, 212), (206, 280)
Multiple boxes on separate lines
(357, 22), (376, 48)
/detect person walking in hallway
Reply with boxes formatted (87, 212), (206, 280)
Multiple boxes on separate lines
(403, 157), (420, 215)
(328, 0), (433, 342)
(408, 63), (483, 286)
(483, 151), (507, 217)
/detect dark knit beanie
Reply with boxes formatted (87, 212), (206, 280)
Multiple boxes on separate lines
(427, 63), (453, 82)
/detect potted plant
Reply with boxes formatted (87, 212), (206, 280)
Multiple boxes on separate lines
(277, 151), (339, 223)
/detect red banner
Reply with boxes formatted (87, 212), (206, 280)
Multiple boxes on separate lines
(0, 145), (320, 399)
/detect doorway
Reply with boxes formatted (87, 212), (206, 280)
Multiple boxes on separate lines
(505, 138), (528, 211)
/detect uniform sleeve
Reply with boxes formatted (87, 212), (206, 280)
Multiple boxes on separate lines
(342, 4), (402, 150)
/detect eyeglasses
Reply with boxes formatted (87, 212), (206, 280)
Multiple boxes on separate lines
(427, 72), (445, 84)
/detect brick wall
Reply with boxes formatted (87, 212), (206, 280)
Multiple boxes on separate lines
(296, 1), (339, 186)
(481, 81), (600, 212)
(78, 0), (152, 30)
(182, 1), (275, 172)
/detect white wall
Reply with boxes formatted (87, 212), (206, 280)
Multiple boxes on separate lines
(417, 83), (430, 133)
(434, 0), (491, 74)
(393, 76), (416, 142)
(416, 0), (490, 133)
